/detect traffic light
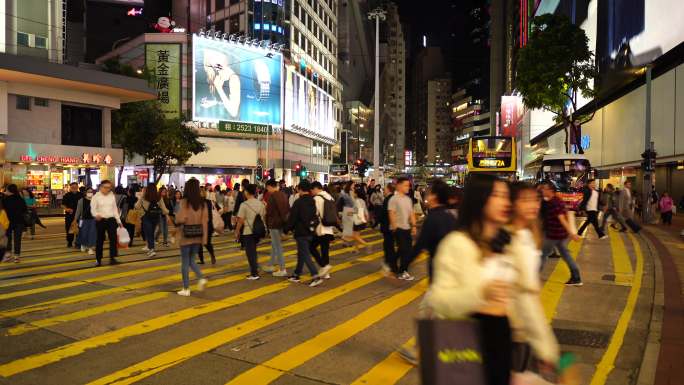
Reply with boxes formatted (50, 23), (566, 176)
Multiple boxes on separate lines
(641, 149), (657, 172)
(356, 159), (369, 177)
(269, 168), (275, 180)
(300, 166), (308, 178)
(262, 168), (270, 180)
(294, 162), (302, 174)
(256, 165), (263, 181)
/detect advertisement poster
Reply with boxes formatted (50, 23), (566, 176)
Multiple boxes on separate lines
(192, 35), (282, 126)
(50, 172), (64, 190)
(146, 43), (182, 119)
(500, 95), (524, 138)
(284, 69), (335, 140)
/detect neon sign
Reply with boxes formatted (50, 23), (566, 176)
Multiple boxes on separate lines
(20, 153), (113, 165)
(127, 7), (143, 16)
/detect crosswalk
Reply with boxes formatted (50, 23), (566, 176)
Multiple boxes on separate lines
(0, 224), (645, 385)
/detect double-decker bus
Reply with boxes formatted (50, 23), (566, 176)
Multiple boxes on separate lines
(525, 154), (591, 211)
(466, 136), (517, 179)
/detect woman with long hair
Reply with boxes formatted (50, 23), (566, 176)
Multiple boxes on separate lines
(507, 182), (559, 373)
(422, 175), (517, 385)
(135, 183), (169, 258)
(74, 187), (97, 255)
(350, 185), (370, 251)
(155, 186), (171, 247)
(197, 187), (217, 264)
(174, 179), (208, 296)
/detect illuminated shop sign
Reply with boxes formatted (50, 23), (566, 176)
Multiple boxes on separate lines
(20, 153), (113, 165)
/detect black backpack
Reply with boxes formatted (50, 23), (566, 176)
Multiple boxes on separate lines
(145, 200), (163, 217)
(320, 195), (339, 227)
(245, 202), (267, 239)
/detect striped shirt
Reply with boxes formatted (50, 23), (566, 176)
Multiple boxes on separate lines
(542, 196), (568, 240)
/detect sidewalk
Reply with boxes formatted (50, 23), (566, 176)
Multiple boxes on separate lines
(640, 215), (684, 385)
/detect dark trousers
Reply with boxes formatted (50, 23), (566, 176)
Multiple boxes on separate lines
(142, 215), (159, 250)
(65, 213), (76, 247)
(243, 234), (259, 276)
(473, 313), (512, 385)
(124, 222), (135, 246)
(95, 218), (118, 262)
(198, 230), (215, 264)
(222, 212), (233, 230)
(6, 223), (24, 255)
(578, 210), (605, 237)
(661, 211), (673, 225)
(392, 229), (413, 273)
(294, 236), (318, 277)
(382, 229), (396, 269)
(310, 234), (333, 267)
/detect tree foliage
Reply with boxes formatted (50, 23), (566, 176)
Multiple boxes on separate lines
(516, 13), (597, 153)
(105, 58), (207, 184)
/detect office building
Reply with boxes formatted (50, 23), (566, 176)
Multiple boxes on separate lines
(426, 77), (452, 164)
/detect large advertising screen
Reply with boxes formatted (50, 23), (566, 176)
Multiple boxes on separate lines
(284, 69), (335, 140)
(192, 35), (282, 126)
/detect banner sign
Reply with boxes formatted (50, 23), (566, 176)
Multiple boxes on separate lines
(192, 35), (282, 126)
(329, 164), (349, 176)
(217, 121), (272, 136)
(146, 43), (182, 119)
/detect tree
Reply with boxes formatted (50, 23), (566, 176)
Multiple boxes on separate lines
(144, 118), (208, 184)
(516, 13), (597, 153)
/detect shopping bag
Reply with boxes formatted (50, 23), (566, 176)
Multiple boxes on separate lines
(117, 227), (130, 249)
(126, 209), (143, 235)
(69, 219), (79, 236)
(417, 318), (486, 385)
(212, 207), (225, 234)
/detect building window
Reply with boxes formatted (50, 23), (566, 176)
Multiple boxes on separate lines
(216, 0), (225, 9)
(17, 32), (29, 47)
(62, 104), (103, 147)
(34, 35), (47, 49)
(16, 95), (30, 110)
(34, 97), (49, 107)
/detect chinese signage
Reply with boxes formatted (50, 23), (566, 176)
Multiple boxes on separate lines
(218, 121), (272, 136)
(478, 159), (506, 168)
(19, 152), (113, 165)
(329, 164), (349, 176)
(404, 150), (413, 167)
(468, 137), (516, 172)
(146, 43), (181, 119)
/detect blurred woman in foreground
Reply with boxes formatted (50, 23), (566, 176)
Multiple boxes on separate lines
(422, 175), (557, 385)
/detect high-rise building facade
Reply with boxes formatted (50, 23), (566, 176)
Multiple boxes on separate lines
(0, 0), (66, 63)
(426, 78), (452, 164)
(410, 47), (445, 165)
(379, 3), (406, 168)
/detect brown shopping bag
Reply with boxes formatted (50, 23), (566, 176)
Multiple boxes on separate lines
(418, 318), (486, 385)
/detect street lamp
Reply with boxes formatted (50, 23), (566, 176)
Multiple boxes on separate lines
(368, 7), (387, 182)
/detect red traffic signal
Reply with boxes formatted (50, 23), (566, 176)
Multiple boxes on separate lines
(294, 162), (301, 171)
(356, 159), (362, 166)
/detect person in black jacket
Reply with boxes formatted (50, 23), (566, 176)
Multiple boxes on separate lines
(3, 184), (28, 263)
(577, 179), (606, 239)
(62, 182), (82, 248)
(198, 187), (217, 264)
(407, 180), (459, 280)
(379, 183), (395, 275)
(285, 180), (323, 287)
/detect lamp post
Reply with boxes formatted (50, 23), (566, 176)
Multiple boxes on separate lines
(643, 65), (655, 222)
(368, 8), (386, 181)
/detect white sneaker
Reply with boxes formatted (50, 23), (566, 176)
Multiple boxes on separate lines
(87, 248), (95, 255)
(141, 246), (150, 252)
(319, 264), (332, 277)
(246, 275), (261, 281)
(147, 250), (156, 258)
(322, 273), (331, 279)
(600, 235), (609, 240)
(272, 269), (288, 277)
(398, 271), (415, 281)
(197, 278), (208, 291)
(81, 246), (87, 252)
(309, 278), (324, 287)
(177, 289), (191, 296)
(2, 253), (12, 263)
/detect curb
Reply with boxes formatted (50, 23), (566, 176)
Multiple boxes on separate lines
(636, 231), (663, 385)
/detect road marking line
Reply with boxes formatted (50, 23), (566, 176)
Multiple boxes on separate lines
(541, 239), (583, 320)
(349, 338), (416, 385)
(0, 251), (386, 378)
(608, 228), (634, 285)
(589, 232), (644, 385)
(6, 240), (382, 336)
(86, 254), (423, 385)
(5, 292), (170, 336)
(226, 281), (427, 385)
(0, 235), (380, 318)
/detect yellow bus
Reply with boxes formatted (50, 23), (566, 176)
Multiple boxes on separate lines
(467, 136), (517, 179)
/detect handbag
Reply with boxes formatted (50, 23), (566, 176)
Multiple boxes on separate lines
(116, 227), (130, 249)
(182, 224), (203, 238)
(418, 318), (486, 385)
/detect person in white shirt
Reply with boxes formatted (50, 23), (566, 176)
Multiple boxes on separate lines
(310, 182), (334, 279)
(577, 179), (607, 239)
(90, 180), (123, 266)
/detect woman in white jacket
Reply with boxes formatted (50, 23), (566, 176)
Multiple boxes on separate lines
(422, 175), (557, 385)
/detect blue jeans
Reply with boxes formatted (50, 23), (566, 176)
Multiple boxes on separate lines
(294, 236), (318, 277)
(270, 229), (285, 270)
(180, 244), (203, 289)
(142, 215), (160, 250)
(542, 238), (581, 280)
(155, 215), (169, 244)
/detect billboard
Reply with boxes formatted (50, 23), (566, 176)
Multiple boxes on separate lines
(192, 35), (282, 126)
(500, 95), (524, 137)
(284, 69), (335, 140)
(146, 43), (181, 119)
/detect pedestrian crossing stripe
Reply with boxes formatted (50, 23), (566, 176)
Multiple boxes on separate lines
(4, 238), (383, 336)
(226, 280), (426, 385)
(349, 338), (416, 385)
(0, 235), (382, 319)
(608, 228), (634, 285)
(0, 250), (388, 377)
(541, 239), (583, 320)
(84, 255), (426, 385)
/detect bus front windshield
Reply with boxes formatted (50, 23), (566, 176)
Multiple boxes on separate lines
(542, 159), (590, 192)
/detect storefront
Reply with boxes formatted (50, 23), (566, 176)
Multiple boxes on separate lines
(1, 142), (123, 213)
